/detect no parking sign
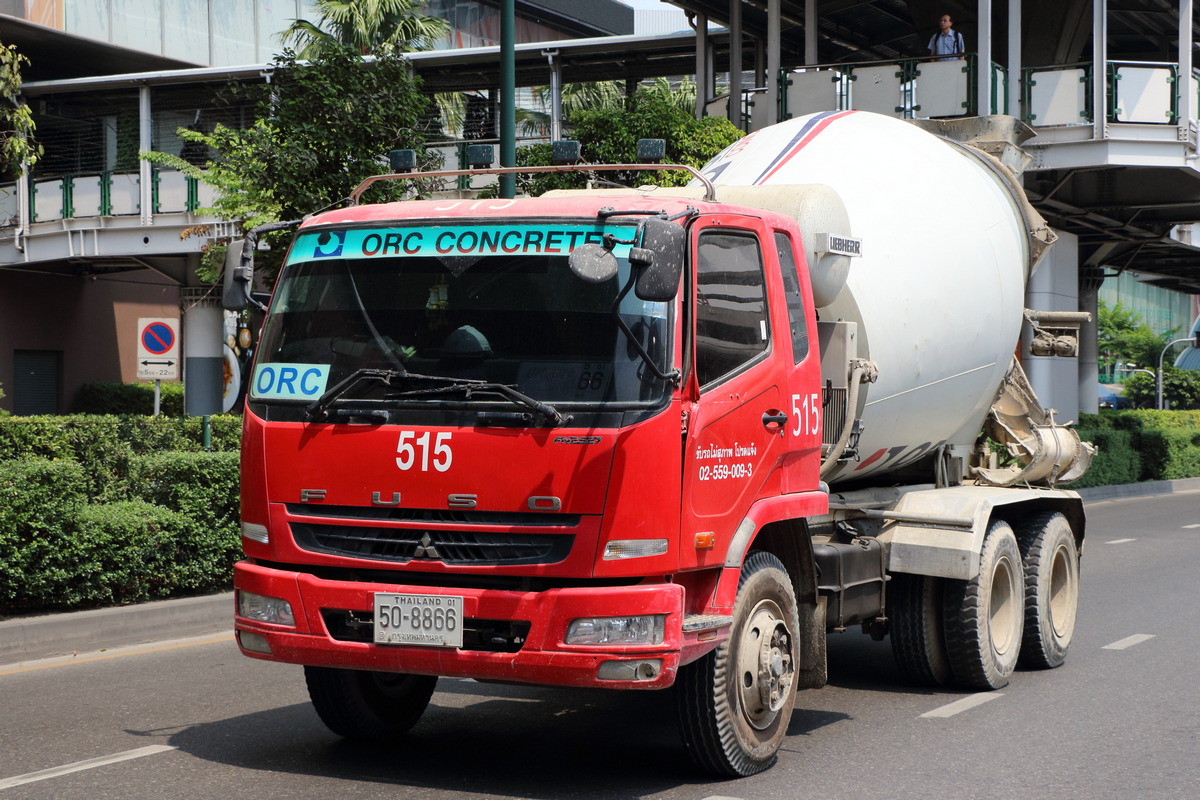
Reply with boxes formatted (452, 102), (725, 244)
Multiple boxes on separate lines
(137, 317), (180, 380)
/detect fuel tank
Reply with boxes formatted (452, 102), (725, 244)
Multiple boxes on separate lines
(694, 110), (1055, 484)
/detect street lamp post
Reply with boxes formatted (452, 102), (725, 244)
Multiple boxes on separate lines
(1157, 338), (1194, 409)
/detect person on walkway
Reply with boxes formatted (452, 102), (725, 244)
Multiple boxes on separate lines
(928, 14), (965, 61)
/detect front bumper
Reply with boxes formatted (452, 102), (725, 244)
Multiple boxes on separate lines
(234, 561), (687, 689)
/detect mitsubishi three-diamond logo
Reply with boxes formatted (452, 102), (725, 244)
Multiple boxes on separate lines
(413, 533), (440, 559)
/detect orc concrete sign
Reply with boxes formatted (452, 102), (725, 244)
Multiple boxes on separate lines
(137, 318), (179, 380)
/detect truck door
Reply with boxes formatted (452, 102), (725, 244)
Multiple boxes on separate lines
(773, 229), (824, 494)
(680, 221), (790, 571)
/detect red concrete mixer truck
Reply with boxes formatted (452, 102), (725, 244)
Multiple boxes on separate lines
(227, 110), (1092, 776)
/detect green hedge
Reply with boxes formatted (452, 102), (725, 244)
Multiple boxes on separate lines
(0, 416), (242, 616)
(1064, 428), (1140, 489)
(72, 381), (186, 416)
(0, 415), (241, 499)
(1068, 410), (1200, 488)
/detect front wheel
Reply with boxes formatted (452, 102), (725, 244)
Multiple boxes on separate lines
(677, 551), (800, 777)
(942, 520), (1024, 690)
(304, 666), (437, 740)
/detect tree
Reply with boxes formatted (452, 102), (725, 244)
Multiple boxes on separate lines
(144, 45), (441, 278)
(279, 0), (448, 57)
(0, 41), (42, 181)
(1122, 367), (1200, 410)
(1097, 299), (1177, 376)
(513, 87), (743, 196)
(521, 78), (699, 137)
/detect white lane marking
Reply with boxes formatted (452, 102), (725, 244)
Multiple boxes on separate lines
(1103, 634), (1156, 650)
(920, 692), (1003, 719)
(0, 745), (176, 791)
(701, 796), (747, 800)
(1106, 538), (1137, 544)
(1184, 524), (1200, 529)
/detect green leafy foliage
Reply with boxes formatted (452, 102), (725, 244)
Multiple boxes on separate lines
(1067, 410), (1200, 487)
(109, 451), (241, 537)
(72, 381), (185, 416)
(1120, 368), (1200, 410)
(1063, 428), (1139, 488)
(1097, 299), (1178, 375)
(513, 88), (743, 196)
(142, 45), (442, 278)
(279, 0), (449, 57)
(0, 41), (42, 180)
(0, 460), (87, 609)
(0, 419), (244, 614)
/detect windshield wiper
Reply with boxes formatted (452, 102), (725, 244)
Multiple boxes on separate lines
(306, 369), (565, 426)
(305, 368), (403, 420)
(388, 381), (565, 426)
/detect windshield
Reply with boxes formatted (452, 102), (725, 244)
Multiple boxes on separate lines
(251, 221), (673, 412)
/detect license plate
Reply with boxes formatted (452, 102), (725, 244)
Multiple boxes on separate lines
(373, 593), (464, 648)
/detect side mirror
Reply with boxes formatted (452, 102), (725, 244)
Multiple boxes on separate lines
(568, 242), (619, 283)
(634, 218), (684, 302)
(222, 239), (250, 311)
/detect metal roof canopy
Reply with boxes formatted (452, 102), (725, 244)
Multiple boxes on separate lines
(19, 30), (736, 96)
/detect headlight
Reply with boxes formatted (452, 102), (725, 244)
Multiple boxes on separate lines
(602, 539), (668, 560)
(565, 615), (665, 645)
(238, 591), (295, 626)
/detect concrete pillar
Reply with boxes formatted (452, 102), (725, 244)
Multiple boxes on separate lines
(805, 0), (817, 65)
(1023, 229), (1082, 422)
(1078, 267), (1102, 414)
(1179, 0), (1193, 137)
(730, 0), (743, 127)
(182, 288), (224, 416)
(544, 49), (562, 142)
(1093, 0), (1107, 139)
(1007, 0), (1021, 117)
(139, 85), (153, 226)
(695, 14), (709, 118)
(977, 0), (993, 115)
(767, 0), (780, 124)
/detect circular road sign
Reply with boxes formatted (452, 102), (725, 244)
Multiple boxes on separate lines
(141, 321), (176, 355)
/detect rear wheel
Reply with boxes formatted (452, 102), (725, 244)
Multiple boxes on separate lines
(889, 572), (952, 686)
(1016, 512), (1079, 669)
(677, 551), (800, 777)
(304, 666), (437, 739)
(942, 520), (1024, 690)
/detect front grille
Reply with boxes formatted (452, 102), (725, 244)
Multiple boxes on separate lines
(285, 504), (580, 527)
(321, 609), (530, 653)
(292, 523), (574, 566)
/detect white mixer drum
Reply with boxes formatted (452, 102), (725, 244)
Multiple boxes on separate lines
(697, 111), (1035, 483)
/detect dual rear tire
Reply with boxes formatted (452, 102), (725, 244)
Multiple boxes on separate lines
(891, 513), (1080, 690)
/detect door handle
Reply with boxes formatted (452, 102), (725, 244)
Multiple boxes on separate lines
(762, 411), (788, 427)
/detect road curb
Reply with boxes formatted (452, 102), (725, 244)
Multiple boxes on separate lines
(1075, 476), (1200, 502)
(2, 478), (1197, 667)
(0, 592), (232, 666)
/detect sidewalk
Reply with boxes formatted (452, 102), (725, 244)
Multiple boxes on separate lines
(3, 478), (1198, 666)
(0, 592), (232, 666)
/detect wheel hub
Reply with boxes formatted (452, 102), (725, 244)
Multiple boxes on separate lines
(736, 599), (795, 731)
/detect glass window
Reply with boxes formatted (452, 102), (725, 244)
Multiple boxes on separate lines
(256, 223), (673, 411)
(695, 232), (769, 388)
(774, 232), (810, 363)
